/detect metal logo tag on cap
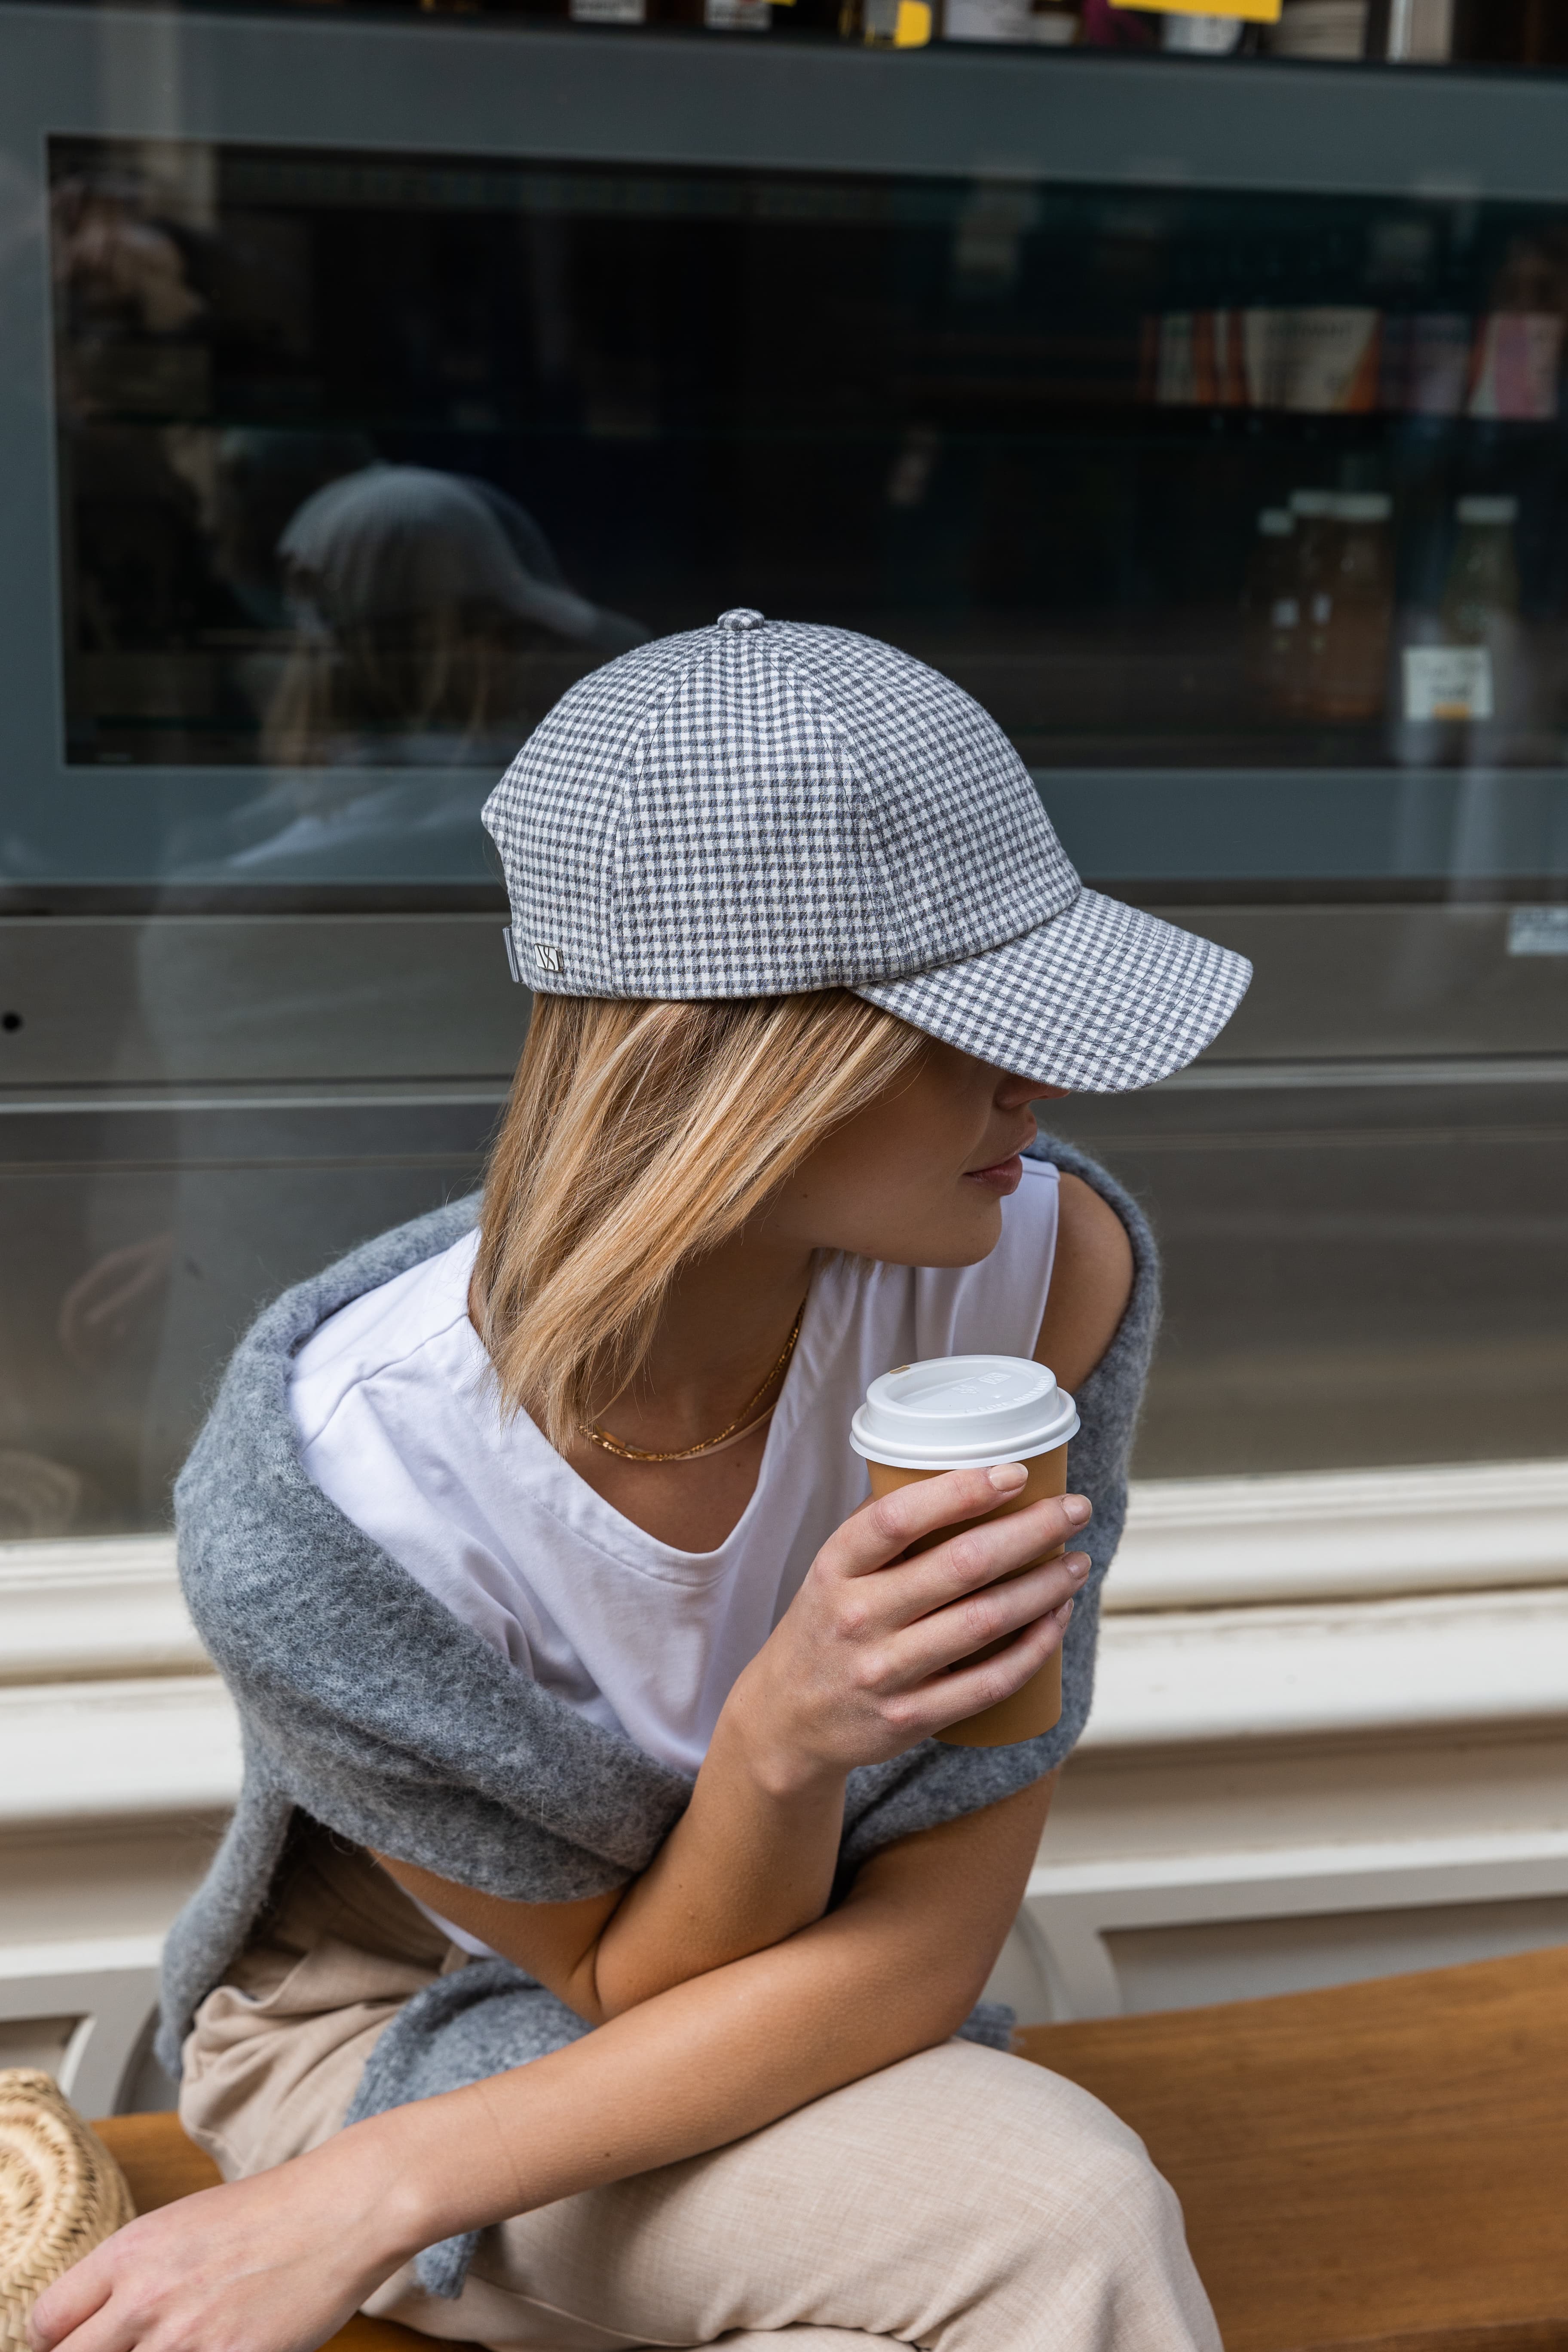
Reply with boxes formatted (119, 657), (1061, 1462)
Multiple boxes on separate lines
(501, 928), (561, 981)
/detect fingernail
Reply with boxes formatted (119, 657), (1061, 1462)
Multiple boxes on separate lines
(988, 1462), (1028, 1492)
(1057, 1597), (1075, 1624)
(1063, 1494), (1091, 1525)
(1069, 1553), (1090, 1581)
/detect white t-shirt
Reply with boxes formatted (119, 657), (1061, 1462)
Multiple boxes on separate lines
(288, 1158), (1060, 1941)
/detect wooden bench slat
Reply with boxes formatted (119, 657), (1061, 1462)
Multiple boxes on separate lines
(87, 1943), (1568, 2352)
(93, 2112), (221, 2211)
(1294, 2327), (1568, 2352)
(1018, 1944), (1568, 2352)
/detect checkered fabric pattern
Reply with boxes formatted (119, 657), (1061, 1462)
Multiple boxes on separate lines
(482, 609), (1251, 1093)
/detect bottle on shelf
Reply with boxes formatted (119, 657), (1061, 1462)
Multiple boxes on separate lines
(1442, 496), (1523, 647)
(1316, 492), (1395, 721)
(1030, 0), (1083, 36)
(1264, 0), (1369, 56)
(1397, 496), (1525, 760)
(1366, 0), (1454, 58)
(845, 0), (933, 38)
(1243, 508), (1300, 718)
(652, 0), (775, 22)
(1442, 494), (1524, 743)
(1285, 488), (1338, 716)
(941, 0), (1076, 36)
(1160, 10), (1250, 49)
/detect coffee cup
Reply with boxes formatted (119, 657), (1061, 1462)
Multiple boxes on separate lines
(850, 1356), (1081, 1749)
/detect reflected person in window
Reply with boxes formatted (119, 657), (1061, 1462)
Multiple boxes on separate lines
(263, 462), (646, 771)
(32, 616), (1250, 2352)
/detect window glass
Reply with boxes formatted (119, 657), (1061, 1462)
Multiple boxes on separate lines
(2, 60), (1565, 1536)
(42, 133), (1568, 897)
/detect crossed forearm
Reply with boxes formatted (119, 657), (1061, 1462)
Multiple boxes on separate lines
(587, 1700), (848, 2014)
(384, 1693), (851, 2024)
(336, 1838), (996, 2270)
(28, 1791), (1050, 2352)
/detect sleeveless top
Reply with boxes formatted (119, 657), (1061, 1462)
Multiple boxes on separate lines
(288, 1158), (1061, 1785)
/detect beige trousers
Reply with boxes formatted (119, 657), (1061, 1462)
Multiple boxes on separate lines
(180, 1831), (1220, 2352)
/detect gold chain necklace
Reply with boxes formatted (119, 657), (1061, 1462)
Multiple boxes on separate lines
(579, 1301), (807, 1464)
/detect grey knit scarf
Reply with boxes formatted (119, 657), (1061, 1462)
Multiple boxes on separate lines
(159, 1134), (1157, 2294)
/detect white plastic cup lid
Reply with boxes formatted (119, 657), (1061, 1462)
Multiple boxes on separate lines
(850, 1354), (1079, 1470)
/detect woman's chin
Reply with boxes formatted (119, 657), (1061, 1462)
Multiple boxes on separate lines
(871, 1200), (1006, 1271)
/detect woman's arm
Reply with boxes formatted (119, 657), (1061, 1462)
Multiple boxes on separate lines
(381, 1175), (1130, 2029)
(32, 1775), (1054, 2352)
(1035, 1170), (1136, 1392)
(378, 1466), (1090, 2024)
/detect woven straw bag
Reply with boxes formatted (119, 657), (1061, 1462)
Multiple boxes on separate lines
(0, 2072), (135, 2352)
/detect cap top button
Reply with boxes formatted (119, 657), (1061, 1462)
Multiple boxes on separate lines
(717, 607), (765, 631)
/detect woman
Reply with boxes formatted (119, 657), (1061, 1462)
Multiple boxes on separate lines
(33, 612), (1250, 2352)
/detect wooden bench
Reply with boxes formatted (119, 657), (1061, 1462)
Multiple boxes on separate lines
(95, 1944), (1568, 2352)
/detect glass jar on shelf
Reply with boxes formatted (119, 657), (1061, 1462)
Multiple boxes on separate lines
(1317, 491), (1395, 723)
(1285, 487), (1338, 717)
(1265, 0), (1370, 57)
(1395, 495), (1527, 761)
(1243, 507), (1300, 718)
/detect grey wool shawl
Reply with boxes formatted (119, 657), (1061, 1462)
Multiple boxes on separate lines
(160, 1133), (1158, 2295)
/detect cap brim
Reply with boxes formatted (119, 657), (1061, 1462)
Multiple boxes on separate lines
(854, 888), (1252, 1094)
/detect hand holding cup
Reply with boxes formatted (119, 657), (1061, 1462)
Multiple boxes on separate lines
(733, 1359), (1088, 1790)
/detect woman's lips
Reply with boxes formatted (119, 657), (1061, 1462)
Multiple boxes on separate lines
(962, 1154), (1024, 1195)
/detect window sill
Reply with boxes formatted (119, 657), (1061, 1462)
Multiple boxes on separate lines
(3, 1457), (1566, 1826)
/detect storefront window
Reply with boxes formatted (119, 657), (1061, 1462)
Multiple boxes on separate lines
(3, 9), (1565, 1534)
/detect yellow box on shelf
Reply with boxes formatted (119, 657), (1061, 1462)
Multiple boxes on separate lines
(1111, 0), (1281, 18)
(862, 0), (933, 40)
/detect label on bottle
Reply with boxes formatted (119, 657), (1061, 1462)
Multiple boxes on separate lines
(705, 0), (771, 24)
(1281, 308), (1381, 414)
(1403, 645), (1493, 723)
(1151, 310), (1247, 407)
(864, 0), (931, 37)
(1508, 907), (1568, 958)
(943, 0), (1031, 34)
(1237, 307), (1381, 411)
(1106, 0), (1281, 16)
(570, 0), (646, 20)
(1271, 597), (1300, 628)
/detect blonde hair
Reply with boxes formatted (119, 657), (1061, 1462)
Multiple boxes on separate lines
(262, 603), (542, 769)
(472, 991), (925, 1450)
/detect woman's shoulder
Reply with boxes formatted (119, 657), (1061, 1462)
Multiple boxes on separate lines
(1035, 1168), (1136, 1393)
(288, 1227), (482, 1451)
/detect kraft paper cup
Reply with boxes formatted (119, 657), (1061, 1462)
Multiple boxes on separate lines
(850, 1357), (1081, 1750)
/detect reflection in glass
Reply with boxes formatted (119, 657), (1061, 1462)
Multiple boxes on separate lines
(267, 463), (642, 768)
(40, 132), (1568, 898)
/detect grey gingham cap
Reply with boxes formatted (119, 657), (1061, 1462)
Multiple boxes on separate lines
(483, 609), (1250, 1093)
